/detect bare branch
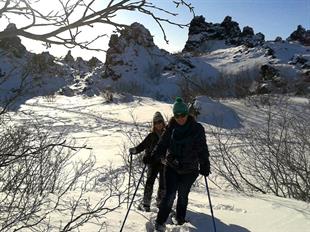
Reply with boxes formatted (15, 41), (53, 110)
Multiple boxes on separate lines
(0, 0), (194, 50)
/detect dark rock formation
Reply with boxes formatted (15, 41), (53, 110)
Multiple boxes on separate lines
(242, 26), (254, 37)
(289, 54), (310, 69)
(287, 25), (310, 46)
(106, 22), (155, 66)
(104, 23), (157, 80)
(221, 16), (241, 38)
(275, 36), (283, 42)
(0, 23), (26, 57)
(87, 57), (103, 68)
(183, 16), (265, 52)
(260, 64), (279, 80)
(64, 50), (74, 63)
(28, 52), (55, 73)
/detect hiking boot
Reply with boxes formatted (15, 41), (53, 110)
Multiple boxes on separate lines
(137, 203), (150, 212)
(171, 216), (188, 225)
(155, 222), (166, 232)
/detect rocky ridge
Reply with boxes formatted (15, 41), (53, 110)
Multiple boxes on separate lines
(0, 17), (309, 106)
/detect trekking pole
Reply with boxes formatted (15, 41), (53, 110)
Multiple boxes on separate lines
(204, 176), (217, 232)
(120, 164), (147, 232)
(127, 153), (133, 209)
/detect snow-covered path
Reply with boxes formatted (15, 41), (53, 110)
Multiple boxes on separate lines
(7, 95), (310, 232)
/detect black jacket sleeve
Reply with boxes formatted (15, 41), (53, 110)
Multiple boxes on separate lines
(135, 133), (153, 154)
(196, 123), (210, 167)
(151, 126), (172, 162)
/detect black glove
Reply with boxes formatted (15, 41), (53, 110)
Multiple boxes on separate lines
(142, 154), (151, 164)
(129, 147), (137, 154)
(199, 160), (210, 177)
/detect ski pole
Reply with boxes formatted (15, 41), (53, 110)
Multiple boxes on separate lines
(127, 153), (133, 209)
(205, 176), (217, 232)
(120, 164), (147, 232)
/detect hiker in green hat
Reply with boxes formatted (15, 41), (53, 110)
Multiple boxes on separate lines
(151, 97), (211, 231)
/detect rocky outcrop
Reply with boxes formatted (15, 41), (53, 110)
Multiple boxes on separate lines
(183, 16), (265, 52)
(287, 25), (310, 46)
(63, 50), (75, 63)
(106, 22), (155, 67)
(104, 22), (169, 81)
(289, 54), (310, 69)
(0, 23), (26, 57)
(260, 64), (279, 81)
(104, 23), (157, 80)
(28, 52), (56, 74)
(275, 36), (283, 42)
(88, 57), (103, 68)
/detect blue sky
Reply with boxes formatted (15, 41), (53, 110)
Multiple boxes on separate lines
(17, 0), (310, 59)
(112, 0), (310, 52)
(128, 0), (310, 53)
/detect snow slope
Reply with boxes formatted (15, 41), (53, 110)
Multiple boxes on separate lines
(6, 95), (309, 232)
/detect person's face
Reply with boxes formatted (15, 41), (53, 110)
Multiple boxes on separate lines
(175, 114), (188, 126)
(154, 121), (164, 130)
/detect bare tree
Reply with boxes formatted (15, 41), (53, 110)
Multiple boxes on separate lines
(0, 0), (194, 51)
(0, 70), (128, 231)
(0, 111), (128, 231)
(210, 95), (310, 202)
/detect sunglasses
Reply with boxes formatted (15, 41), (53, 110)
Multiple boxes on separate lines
(174, 113), (187, 119)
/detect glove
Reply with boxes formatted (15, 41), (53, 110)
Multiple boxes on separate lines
(142, 154), (151, 164)
(199, 161), (210, 177)
(129, 147), (137, 154)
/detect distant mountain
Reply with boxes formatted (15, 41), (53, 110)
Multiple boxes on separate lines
(101, 17), (309, 98)
(0, 17), (309, 109)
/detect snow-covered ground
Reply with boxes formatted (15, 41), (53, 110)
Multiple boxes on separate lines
(7, 94), (310, 232)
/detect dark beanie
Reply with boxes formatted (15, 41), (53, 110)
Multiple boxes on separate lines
(173, 97), (188, 115)
(153, 111), (164, 122)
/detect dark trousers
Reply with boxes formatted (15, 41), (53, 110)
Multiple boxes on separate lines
(156, 166), (198, 224)
(143, 162), (165, 207)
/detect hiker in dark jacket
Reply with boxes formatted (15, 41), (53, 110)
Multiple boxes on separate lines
(151, 97), (210, 231)
(129, 111), (166, 212)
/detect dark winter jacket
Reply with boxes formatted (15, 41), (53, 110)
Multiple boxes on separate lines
(151, 115), (210, 174)
(135, 131), (161, 164)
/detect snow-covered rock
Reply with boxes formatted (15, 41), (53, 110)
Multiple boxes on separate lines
(194, 96), (242, 129)
(102, 22), (208, 100)
(1, 19), (309, 108)
(183, 15), (265, 52)
(0, 23), (26, 58)
(287, 25), (310, 46)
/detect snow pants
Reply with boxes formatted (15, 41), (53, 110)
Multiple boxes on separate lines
(156, 166), (198, 225)
(142, 162), (165, 207)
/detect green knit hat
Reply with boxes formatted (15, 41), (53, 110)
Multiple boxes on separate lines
(173, 97), (189, 116)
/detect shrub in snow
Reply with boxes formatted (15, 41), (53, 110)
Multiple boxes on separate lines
(210, 95), (310, 202)
(0, 114), (126, 231)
